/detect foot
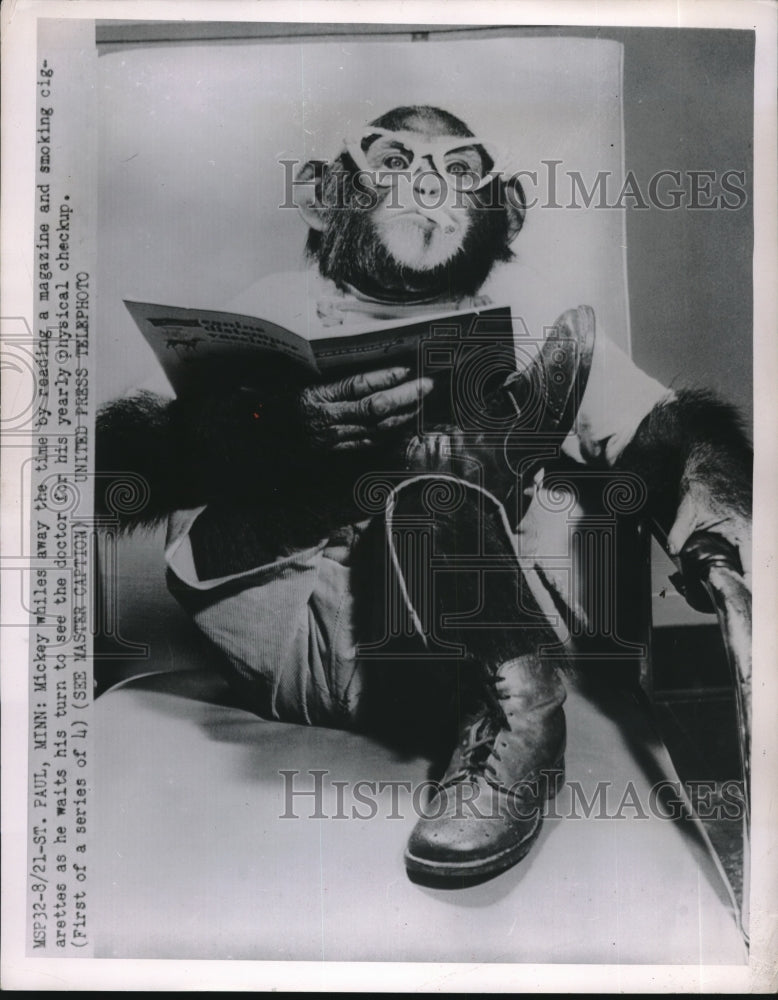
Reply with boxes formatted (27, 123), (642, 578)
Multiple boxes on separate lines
(404, 656), (566, 880)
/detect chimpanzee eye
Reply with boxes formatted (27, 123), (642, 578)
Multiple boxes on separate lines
(443, 147), (485, 186)
(383, 153), (411, 170)
(444, 161), (481, 190)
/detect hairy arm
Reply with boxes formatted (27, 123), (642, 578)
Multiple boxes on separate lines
(95, 368), (432, 533)
(615, 388), (752, 581)
(95, 387), (297, 530)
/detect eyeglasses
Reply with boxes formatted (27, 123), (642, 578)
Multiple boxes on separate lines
(344, 127), (502, 191)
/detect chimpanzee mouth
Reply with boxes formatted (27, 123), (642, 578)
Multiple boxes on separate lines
(388, 208), (462, 234)
(372, 206), (470, 273)
(397, 213), (436, 232)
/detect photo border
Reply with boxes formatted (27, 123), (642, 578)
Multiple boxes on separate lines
(2, 0), (776, 992)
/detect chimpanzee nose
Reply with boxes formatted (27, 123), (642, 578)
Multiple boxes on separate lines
(414, 168), (443, 201)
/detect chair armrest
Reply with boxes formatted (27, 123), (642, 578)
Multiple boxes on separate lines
(657, 528), (752, 943)
(672, 531), (752, 805)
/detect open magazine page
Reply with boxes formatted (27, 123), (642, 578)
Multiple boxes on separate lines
(124, 300), (320, 389)
(2, 2), (777, 993)
(124, 299), (513, 391)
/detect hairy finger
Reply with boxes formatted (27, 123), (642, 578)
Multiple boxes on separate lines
(328, 423), (379, 443)
(318, 366), (413, 403)
(332, 376), (434, 425)
(375, 409), (423, 433)
(331, 438), (376, 451)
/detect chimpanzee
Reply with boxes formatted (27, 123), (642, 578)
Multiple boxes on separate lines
(97, 105), (752, 881)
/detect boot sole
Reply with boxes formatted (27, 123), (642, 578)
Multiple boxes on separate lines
(404, 757), (564, 881)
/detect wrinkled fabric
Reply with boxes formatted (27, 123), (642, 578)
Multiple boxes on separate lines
(167, 508), (366, 726)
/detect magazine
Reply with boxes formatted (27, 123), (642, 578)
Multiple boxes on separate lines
(124, 299), (514, 392)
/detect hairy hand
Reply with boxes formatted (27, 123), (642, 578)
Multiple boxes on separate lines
(668, 481), (752, 589)
(299, 366), (434, 451)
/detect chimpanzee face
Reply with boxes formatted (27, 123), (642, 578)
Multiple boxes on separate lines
(346, 123), (499, 272)
(298, 105), (525, 300)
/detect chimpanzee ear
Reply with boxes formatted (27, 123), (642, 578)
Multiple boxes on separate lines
(295, 159), (329, 232)
(503, 175), (527, 243)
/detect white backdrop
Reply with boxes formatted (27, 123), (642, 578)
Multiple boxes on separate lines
(97, 35), (630, 402)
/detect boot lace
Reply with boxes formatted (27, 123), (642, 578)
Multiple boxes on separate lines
(444, 685), (510, 791)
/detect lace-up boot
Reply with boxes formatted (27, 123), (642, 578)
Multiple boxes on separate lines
(404, 653), (566, 880)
